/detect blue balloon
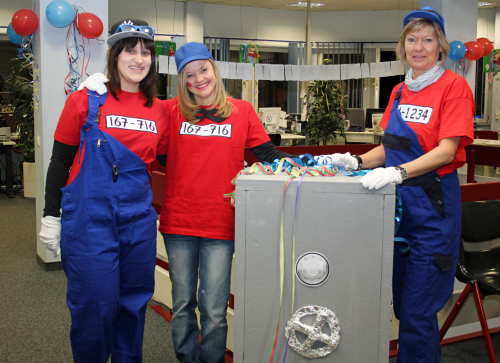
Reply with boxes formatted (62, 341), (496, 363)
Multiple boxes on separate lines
(7, 23), (24, 45)
(449, 40), (466, 62)
(46, 0), (76, 28)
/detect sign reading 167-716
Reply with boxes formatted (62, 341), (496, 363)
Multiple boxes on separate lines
(106, 115), (157, 134)
(180, 121), (232, 138)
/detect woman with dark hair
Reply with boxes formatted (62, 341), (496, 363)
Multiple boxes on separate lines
(317, 7), (474, 363)
(39, 19), (169, 362)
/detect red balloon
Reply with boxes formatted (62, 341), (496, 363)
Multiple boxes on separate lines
(76, 12), (103, 39)
(477, 37), (494, 57)
(464, 41), (484, 61)
(12, 9), (39, 36)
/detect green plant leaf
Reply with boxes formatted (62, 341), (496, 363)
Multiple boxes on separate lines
(304, 59), (348, 145)
(6, 58), (35, 170)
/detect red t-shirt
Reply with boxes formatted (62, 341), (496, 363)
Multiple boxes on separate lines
(380, 70), (474, 177)
(54, 88), (169, 185)
(159, 97), (270, 240)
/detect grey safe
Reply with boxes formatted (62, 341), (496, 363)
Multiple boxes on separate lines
(234, 173), (395, 362)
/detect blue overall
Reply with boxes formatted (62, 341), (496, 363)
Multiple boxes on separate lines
(383, 84), (461, 363)
(60, 91), (158, 363)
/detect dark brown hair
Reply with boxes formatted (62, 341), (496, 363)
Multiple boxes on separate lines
(106, 37), (157, 107)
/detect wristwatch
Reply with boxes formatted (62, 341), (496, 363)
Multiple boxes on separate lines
(352, 154), (363, 171)
(394, 165), (408, 180)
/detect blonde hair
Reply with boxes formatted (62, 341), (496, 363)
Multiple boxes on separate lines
(396, 18), (449, 66)
(177, 59), (234, 124)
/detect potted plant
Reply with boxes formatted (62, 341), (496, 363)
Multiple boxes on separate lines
(304, 58), (349, 145)
(6, 58), (35, 197)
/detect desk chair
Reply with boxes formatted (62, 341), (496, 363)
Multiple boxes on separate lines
(268, 133), (281, 146)
(347, 108), (365, 132)
(0, 142), (16, 198)
(439, 200), (500, 363)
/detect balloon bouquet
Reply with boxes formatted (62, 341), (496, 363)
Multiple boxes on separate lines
(8, 9), (38, 65)
(448, 37), (493, 78)
(45, 0), (103, 38)
(45, 0), (104, 94)
(7, 0), (104, 95)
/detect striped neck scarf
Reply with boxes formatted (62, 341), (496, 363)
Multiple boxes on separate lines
(405, 64), (445, 92)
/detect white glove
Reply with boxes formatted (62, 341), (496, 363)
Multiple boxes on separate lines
(314, 152), (358, 170)
(77, 73), (109, 95)
(359, 167), (402, 190)
(39, 216), (61, 258)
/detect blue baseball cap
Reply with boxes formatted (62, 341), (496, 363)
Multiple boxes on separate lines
(403, 6), (445, 35)
(175, 42), (214, 73)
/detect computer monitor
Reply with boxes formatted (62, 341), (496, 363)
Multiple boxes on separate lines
(0, 127), (11, 141)
(365, 108), (386, 129)
(347, 108), (365, 132)
(259, 107), (282, 133)
(279, 111), (288, 129)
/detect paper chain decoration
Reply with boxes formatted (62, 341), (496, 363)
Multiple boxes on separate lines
(157, 58), (405, 81)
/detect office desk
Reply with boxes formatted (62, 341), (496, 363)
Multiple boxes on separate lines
(472, 139), (500, 146)
(0, 141), (16, 198)
(345, 130), (383, 144)
(279, 133), (306, 146)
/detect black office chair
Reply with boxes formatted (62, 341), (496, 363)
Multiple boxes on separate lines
(268, 133), (281, 146)
(347, 108), (365, 132)
(439, 200), (500, 363)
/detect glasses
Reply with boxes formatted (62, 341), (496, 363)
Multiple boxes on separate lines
(115, 24), (155, 38)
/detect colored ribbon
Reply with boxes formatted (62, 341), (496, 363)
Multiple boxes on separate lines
(65, 22), (83, 95)
(269, 175), (296, 363)
(223, 155), (369, 207)
(280, 172), (307, 363)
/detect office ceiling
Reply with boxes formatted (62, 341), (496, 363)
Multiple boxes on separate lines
(163, 0), (497, 12)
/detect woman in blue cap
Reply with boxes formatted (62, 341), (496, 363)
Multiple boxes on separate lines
(158, 42), (301, 363)
(39, 19), (169, 362)
(316, 7), (474, 363)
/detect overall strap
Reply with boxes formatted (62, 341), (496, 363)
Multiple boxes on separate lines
(392, 83), (405, 109)
(79, 90), (107, 162)
(394, 191), (410, 254)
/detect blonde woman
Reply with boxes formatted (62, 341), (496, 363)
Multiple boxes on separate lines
(316, 7), (474, 362)
(159, 42), (299, 363)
